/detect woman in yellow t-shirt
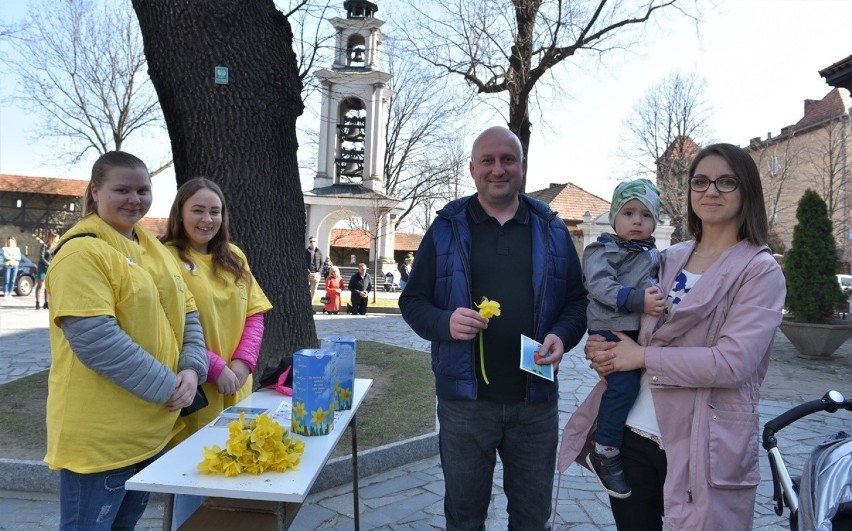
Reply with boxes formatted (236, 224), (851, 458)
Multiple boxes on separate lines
(45, 151), (207, 530)
(162, 177), (273, 441)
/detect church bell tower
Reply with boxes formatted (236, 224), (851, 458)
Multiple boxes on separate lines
(313, 1), (393, 192)
(304, 1), (401, 274)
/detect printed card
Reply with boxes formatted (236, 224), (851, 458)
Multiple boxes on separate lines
(520, 334), (554, 381)
(220, 406), (268, 417)
(211, 406), (270, 428)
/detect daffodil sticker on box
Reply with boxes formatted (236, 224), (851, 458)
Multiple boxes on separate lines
(321, 336), (357, 410)
(474, 297), (501, 384)
(197, 413), (305, 477)
(292, 348), (336, 436)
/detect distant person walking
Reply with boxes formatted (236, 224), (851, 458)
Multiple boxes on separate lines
(348, 263), (372, 315)
(35, 232), (59, 309)
(306, 236), (323, 311)
(323, 265), (345, 314)
(322, 256), (333, 279)
(398, 254), (413, 290)
(2, 235), (21, 299)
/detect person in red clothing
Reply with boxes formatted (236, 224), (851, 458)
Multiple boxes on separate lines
(323, 265), (344, 314)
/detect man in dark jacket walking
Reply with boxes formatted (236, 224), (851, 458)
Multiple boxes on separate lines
(305, 236), (323, 310)
(399, 126), (587, 530)
(347, 262), (372, 315)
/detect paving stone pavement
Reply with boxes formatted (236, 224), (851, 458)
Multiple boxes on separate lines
(1, 291), (851, 530)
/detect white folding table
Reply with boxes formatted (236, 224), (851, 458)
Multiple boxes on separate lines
(126, 378), (373, 530)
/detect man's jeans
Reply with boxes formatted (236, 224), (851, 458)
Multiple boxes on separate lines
(59, 452), (161, 531)
(437, 397), (558, 530)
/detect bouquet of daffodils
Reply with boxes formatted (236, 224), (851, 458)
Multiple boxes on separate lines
(198, 413), (305, 477)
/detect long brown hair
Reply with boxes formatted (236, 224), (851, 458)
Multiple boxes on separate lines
(161, 177), (247, 283)
(83, 151), (149, 215)
(686, 143), (769, 246)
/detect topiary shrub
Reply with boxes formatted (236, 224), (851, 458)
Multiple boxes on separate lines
(784, 189), (847, 322)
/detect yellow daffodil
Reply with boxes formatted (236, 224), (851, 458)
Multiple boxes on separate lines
(474, 296), (501, 384)
(197, 413), (305, 476)
(475, 297), (501, 319)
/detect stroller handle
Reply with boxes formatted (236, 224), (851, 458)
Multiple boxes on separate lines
(762, 390), (852, 450)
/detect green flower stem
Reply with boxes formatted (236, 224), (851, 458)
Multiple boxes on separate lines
(479, 331), (489, 384)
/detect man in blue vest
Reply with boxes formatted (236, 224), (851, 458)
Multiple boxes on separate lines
(400, 126), (588, 529)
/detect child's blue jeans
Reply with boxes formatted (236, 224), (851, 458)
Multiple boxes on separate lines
(590, 329), (641, 449)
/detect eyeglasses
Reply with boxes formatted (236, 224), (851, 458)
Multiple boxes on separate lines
(689, 175), (740, 193)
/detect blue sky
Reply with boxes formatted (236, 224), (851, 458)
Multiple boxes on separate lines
(1, 0), (851, 218)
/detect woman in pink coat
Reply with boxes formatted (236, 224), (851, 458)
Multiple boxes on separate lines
(559, 143), (786, 530)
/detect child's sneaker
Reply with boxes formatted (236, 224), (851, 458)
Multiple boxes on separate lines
(586, 451), (632, 498)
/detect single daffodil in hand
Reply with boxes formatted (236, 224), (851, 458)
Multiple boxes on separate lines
(474, 297), (501, 384)
(476, 297), (501, 319)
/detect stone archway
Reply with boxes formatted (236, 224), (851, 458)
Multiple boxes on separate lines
(304, 184), (403, 275)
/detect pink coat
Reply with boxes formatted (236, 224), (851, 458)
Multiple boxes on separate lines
(559, 240), (785, 530)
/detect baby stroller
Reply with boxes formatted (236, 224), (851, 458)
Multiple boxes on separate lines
(762, 390), (852, 530)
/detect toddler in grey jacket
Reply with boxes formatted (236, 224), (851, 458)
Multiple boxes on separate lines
(583, 178), (664, 499)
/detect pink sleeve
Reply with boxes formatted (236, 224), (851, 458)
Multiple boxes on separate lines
(231, 313), (265, 371)
(207, 349), (227, 383)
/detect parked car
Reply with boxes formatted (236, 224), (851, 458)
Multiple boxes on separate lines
(1, 255), (37, 297)
(837, 274), (852, 313)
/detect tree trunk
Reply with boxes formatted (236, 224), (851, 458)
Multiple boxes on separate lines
(507, 94), (532, 192)
(508, 0), (538, 193)
(132, 0), (314, 383)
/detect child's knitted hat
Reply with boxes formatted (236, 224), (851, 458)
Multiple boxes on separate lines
(609, 178), (661, 229)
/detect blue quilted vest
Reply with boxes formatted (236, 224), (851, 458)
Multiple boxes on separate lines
(430, 195), (574, 402)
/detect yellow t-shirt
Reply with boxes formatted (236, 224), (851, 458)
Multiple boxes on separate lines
(167, 244), (272, 441)
(44, 215), (196, 473)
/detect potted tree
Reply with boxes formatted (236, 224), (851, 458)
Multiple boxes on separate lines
(780, 189), (852, 359)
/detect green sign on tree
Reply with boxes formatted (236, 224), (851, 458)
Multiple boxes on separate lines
(214, 66), (228, 85)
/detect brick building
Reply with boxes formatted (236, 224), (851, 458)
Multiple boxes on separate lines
(744, 88), (852, 264)
(0, 175), (87, 258)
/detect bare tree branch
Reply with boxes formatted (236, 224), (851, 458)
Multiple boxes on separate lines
(618, 69), (713, 242)
(2, 0), (170, 167)
(396, 0), (698, 190)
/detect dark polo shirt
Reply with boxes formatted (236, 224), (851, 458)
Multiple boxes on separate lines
(468, 196), (535, 403)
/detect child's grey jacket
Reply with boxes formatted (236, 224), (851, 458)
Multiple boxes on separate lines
(583, 233), (659, 332)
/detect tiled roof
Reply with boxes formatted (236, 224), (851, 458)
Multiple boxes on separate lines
(526, 182), (611, 222)
(0, 174), (88, 196)
(819, 55), (852, 77)
(140, 217), (167, 237)
(393, 232), (423, 251)
(330, 228), (422, 251)
(793, 89), (851, 130)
